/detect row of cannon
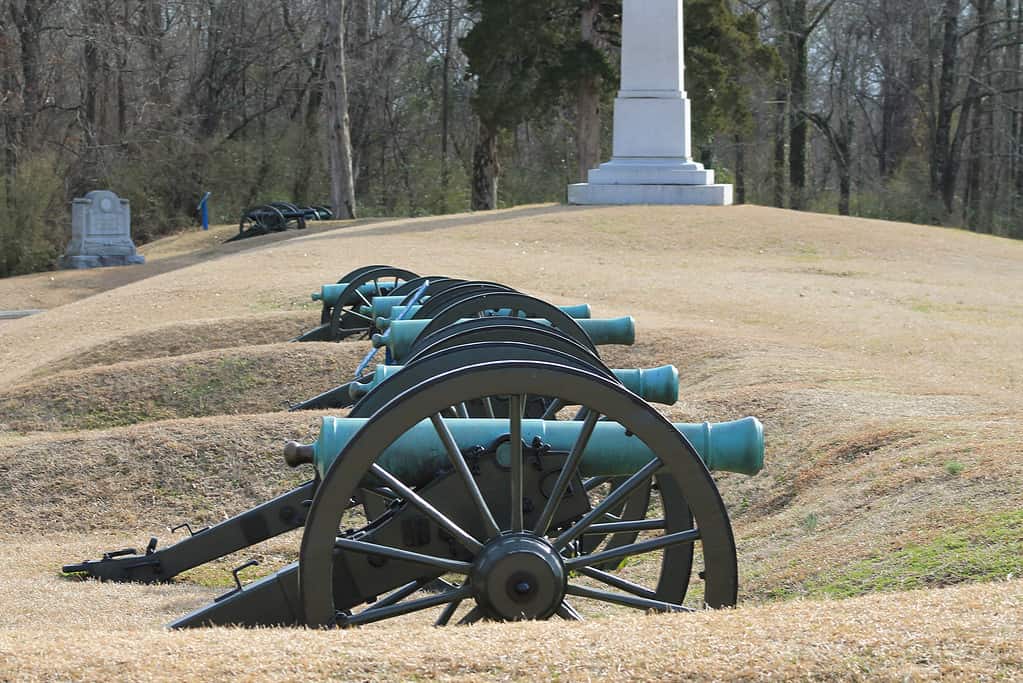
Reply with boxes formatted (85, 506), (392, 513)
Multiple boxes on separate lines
(65, 265), (765, 628)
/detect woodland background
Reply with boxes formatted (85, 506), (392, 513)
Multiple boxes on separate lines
(1, 0), (1021, 277)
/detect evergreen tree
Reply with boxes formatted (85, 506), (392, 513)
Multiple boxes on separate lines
(461, 0), (772, 208)
(683, 0), (777, 160)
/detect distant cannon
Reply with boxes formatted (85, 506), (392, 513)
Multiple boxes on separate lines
(227, 202), (333, 243)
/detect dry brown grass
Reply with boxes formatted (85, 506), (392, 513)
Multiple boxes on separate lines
(0, 538), (1019, 683)
(0, 341), (365, 432)
(0, 412), (328, 533)
(35, 310), (316, 376)
(0, 203), (1021, 678)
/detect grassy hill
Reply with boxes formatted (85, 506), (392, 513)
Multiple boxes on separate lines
(0, 204), (1020, 680)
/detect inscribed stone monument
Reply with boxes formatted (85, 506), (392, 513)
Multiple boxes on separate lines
(568, 0), (733, 206)
(60, 190), (145, 269)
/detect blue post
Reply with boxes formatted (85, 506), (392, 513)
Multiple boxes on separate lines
(198, 192), (212, 231)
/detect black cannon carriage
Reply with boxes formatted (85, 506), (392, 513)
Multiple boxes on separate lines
(227, 201), (334, 243)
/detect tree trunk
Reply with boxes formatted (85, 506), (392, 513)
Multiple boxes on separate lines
(471, 120), (499, 210)
(772, 87), (787, 208)
(942, 0), (991, 218)
(11, 0), (46, 153)
(576, 0), (601, 182)
(837, 132), (851, 217)
(735, 134), (746, 205)
(294, 40), (326, 204)
(1012, 0), (1023, 225)
(116, 0), (129, 139)
(440, 0), (454, 212)
(786, 0), (809, 210)
(931, 0), (960, 214)
(964, 0), (995, 231)
(324, 0), (357, 219)
(877, 0), (923, 180)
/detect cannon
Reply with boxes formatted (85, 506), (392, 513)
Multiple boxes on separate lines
(348, 363), (681, 406)
(227, 202), (334, 243)
(373, 316), (635, 362)
(295, 266), (419, 342)
(291, 318), (623, 412)
(64, 267), (765, 627)
(64, 351), (765, 628)
(377, 302), (592, 323)
(187, 360), (760, 627)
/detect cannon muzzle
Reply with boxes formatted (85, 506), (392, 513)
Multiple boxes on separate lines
(288, 416), (763, 483)
(372, 317), (635, 361)
(312, 281), (403, 305)
(363, 295), (409, 319)
(349, 364), (679, 405)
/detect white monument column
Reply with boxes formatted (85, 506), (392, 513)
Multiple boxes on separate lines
(568, 0), (733, 206)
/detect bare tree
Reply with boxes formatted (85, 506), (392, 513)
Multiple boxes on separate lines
(324, 0), (357, 219)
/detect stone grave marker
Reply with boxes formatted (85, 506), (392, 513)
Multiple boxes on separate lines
(60, 190), (145, 269)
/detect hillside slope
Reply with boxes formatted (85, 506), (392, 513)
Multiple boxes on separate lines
(0, 204), (1020, 679)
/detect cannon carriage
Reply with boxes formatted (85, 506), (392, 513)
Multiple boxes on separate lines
(64, 266), (765, 629)
(227, 201), (334, 243)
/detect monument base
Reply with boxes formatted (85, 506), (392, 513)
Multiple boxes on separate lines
(587, 157), (716, 185)
(568, 182), (733, 206)
(60, 254), (146, 270)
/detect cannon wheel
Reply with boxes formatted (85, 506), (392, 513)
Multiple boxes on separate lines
(407, 318), (599, 361)
(405, 321), (603, 368)
(320, 265), (400, 324)
(417, 293), (591, 351)
(390, 277), (459, 300)
(233, 209), (275, 241)
(411, 281), (516, 319)
(407, 329), (660, 556)
(336, 265), (397, 285)
(348, 343), (663, 559)
(350, 341), (618, 419)
(328, 266), (418, 341)
(292, 324), (607, 413)
(299, 360), (736, 627)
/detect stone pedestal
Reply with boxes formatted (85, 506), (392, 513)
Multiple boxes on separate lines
(569, 0), (733, 206)
(60, 190), (145, 269)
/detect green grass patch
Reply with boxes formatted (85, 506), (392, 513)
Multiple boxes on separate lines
(804, 510), (1023, 599)
(177, 554), (295, 589)
(945, 460), (965, 475)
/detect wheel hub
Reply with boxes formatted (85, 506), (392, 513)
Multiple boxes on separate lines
(470, 532), (565, 621)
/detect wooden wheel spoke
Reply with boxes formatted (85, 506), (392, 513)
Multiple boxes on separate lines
(434, 599), (463, 626)
(430, 413), (500, 540)
(564, 528), (701, 571)
(369, 463), (484, 553)
(575, 566), (658, 600)
(343, 584), (473, 627)
(509, 394), (524, 532)
(360, 579), (429, 613)
(534, 411), (600, 536)
(553, 458), (663, 551)
(335, 537), (472, 575)
(565, 583), (693, 613)
(556, 600), (584, 621)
